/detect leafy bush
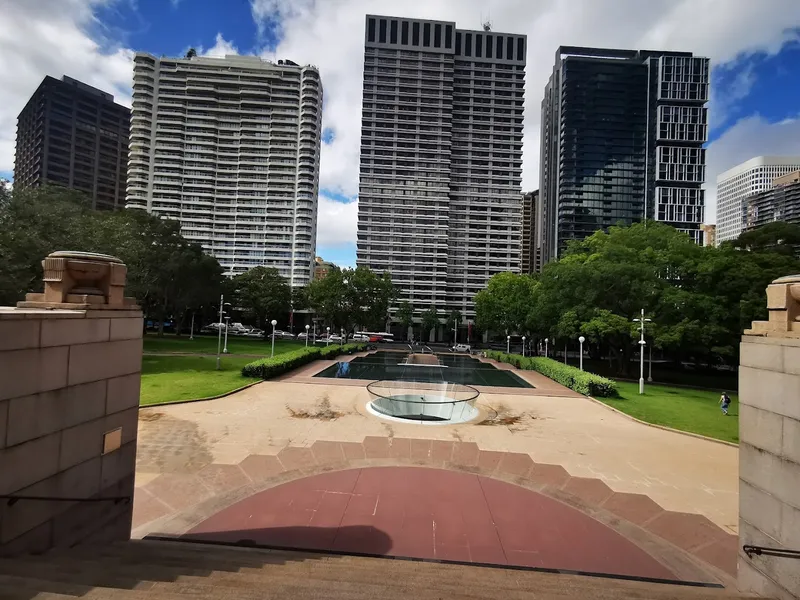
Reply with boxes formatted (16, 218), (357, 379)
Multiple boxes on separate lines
(241, 343), (367, 379)
(485, 351), (618, 397)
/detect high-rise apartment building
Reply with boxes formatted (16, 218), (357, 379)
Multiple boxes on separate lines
(746, 170), (800, 231)
(539, 47), (709, 264)
(521, 190), (540, 274)
(356, 15), (525, 324)
(128, 53), (322, 285)
(715, 156), (800, 245)
(14, 75), (130, 209)
(702, 223), (716, 247)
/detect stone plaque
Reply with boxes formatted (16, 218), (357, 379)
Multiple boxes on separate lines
(103, 427), (123, 455)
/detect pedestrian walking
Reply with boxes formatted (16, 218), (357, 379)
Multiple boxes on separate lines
(719, 392), (732, 416)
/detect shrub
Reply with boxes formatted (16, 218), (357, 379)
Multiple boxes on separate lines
(485, 351), (618, 398)
(241, 343), (368, 380)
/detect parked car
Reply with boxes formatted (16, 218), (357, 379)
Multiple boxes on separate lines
(328, 334), (343, 342)
(351, 333), (370, 341)
(243, 329), (264, 337)
(452, 343), (472, 353)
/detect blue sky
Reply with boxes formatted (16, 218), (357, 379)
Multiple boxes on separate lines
(3, 1), (800, 269)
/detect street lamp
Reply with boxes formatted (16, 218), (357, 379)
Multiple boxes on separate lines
(189, 311), (195, 341)
(223, 316), (230, 353)
(215, 295), (231, 371)
(270, 319), (278, 358)
(305, 324), (310, 348)
(326, 326), (331, 347)
(578, 336), (585, 371)
(633, 308), (652, 395)
(545, 338), (549, 358)
(522, 336), (526, 357)
(564, 341), (567, 365)
(648, 343), (653, 382)
(506, 335), (511, 354)
(340, 328), (344, 347)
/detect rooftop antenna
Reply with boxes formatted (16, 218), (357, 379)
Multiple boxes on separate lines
(482, 19), (492, 31)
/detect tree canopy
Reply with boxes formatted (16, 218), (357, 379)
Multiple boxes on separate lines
(232, 267), (291, 332)
(474, 221), (799, 374)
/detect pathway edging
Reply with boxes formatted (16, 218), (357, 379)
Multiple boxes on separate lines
(139, 380), (263, 409)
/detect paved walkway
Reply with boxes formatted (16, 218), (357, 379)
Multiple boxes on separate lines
(184, 466), (675, 580)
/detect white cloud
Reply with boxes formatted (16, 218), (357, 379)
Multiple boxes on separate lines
(316, 193), (358, 247)
(704, 114), (800, 222)
(252, 0), (800, 200)
(200, 33), (239, 57)
(0, 0), (134, 173)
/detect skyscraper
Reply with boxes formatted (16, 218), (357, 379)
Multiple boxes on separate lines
(716, 156), (800, 245)
(520, 190), (540, 274)
(14, 75), (130, 209)
(746, 170), (800, 232)
(539, 47), (709, 264)
(356, 15), (525, 329)
(128, 53), (322, 286)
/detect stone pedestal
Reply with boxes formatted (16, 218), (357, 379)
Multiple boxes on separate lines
(0, 252), (142, 556)
(738, 274), (800, 599)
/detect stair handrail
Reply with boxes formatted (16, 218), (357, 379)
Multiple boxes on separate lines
(0, 494), (131, 507)
(743, 545), (800, 560)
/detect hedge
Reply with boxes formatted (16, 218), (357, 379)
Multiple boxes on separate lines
(241, 343), (367, 379)
(485, 351), (618, 398)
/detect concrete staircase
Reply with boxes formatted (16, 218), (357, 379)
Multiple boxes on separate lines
(0, 539), (751, 600)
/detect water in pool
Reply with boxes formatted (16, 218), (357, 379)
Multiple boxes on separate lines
(314, 351), (532, 388)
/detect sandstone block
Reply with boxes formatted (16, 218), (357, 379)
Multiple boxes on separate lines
(106, 374), (141, 415)
(0, 346), (69, 402)
(58, 408), (138, 471)
(0, 320), (40, 351)
(0, 432), (61, 496)
(67, 338), (142, 386)
(739, 404), (784, 456)
(109, 317), (143, 341)
(40, 318), (110, 347)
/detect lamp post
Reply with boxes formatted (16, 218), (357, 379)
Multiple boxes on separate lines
(506, 335), (510, 354)
(648, 344), (653, 382)
(215, 295), (230, 371)
(271, 319), (277, 358)
(564, 341), (567, 365)
(340, 328), (344, 347)
(223, 316), (230, 353)
(326, 326), (331, 347)
(522, 336), (526, 357)
(578, 335), (585, 371)
(305, 324), (310, 348)
(544, 338), (549, 358)
(633, 309), (652, 395)
(189, 311), (195, 341)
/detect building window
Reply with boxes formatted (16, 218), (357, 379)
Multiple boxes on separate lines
(445, 25), (452, 48)
(368, 18), (376, 42)
(390, 20), (398, 43)
(423, 22), (431, 46)
(434, 23), (442, 47)
(517, 37), (524, 61)
(465, 33), (472, 56)
(506, 36), (514, 60)
(379, 19), (387, 43)
(455, 31), (461, 55)
(475, 34), (483, 57)
(486, 35), (493, 58)
(412, 22), (420, 45)
(496, 36), (503, 59)
(401, 21), (409, 45)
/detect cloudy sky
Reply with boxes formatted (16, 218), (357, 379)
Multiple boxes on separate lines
(2, 0), (800, 266)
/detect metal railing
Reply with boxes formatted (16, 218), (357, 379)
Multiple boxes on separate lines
(743, 545), (800, 560)
(0, 495), (131, 507)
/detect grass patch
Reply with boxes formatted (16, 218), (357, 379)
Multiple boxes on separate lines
(140, 355), (260, 406)
(143, 333), (305, 356)
(599, 381), (739, 444)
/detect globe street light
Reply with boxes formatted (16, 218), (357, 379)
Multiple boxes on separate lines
(522, 336), (526, 357)
(305, 324), (310, 348)
(544, 338), (549, 358)
(223, 316), (231, 354)
(633, 309), (652, 395)
(340, 328), (344, 347)
(578, 335), (585, 371)
(271, 319), (278, 358)
(215, 295), (231, 371)
(506, 335), (510, 354)
(326, 326), (331, 347)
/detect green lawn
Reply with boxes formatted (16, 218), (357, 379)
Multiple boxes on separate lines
(143, 333), (305, 356)
(599, 382), (739, 444)
(140, 355), (261, 406)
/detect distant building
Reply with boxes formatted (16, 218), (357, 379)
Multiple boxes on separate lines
(356, 15), (525, 321)
(313, 257), (336, 280)
(702, 224), (716, 247)
(521, 190), (541, 273)
(14, 75), (130, 209)
(746, 170), (800, 231)
(128, 52), (323, 285)
(540, 47), (709, 263)
(715, 156), (800, 245)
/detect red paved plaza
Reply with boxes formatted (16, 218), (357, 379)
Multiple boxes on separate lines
(186, 466), (675, 580)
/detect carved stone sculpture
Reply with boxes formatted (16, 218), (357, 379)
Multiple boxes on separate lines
(18, 251), (139, 310)
(744, 274), (800, 337)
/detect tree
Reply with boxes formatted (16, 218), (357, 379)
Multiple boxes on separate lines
(732, 222), (800, 256)
(420, 306), (440, 341)
(474, 272), (536, 335)
(307, 266), (395, 339)
(395, 300), (414, 341)
(232, 267), (291, 333)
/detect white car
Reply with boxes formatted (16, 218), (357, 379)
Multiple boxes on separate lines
(452, 343), (472, 353)
(351, 333), (370, 341)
